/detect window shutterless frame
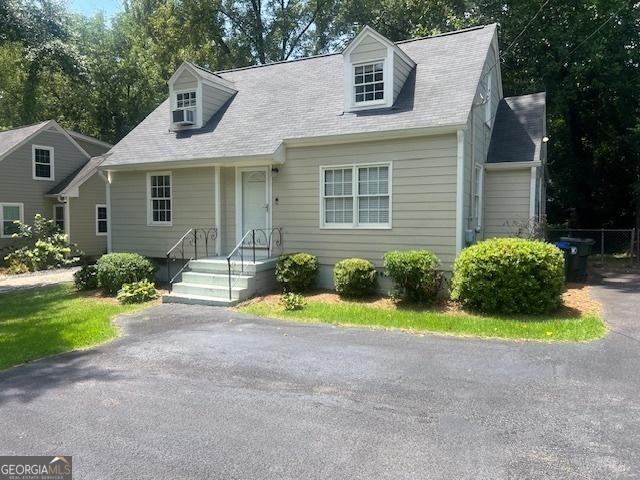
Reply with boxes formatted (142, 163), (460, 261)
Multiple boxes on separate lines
(32, 145), (55, 181)
(96, 204), (108, 236)
(146, 172), (173, 226)
(0, 202), (24, 238)
(474, 164), (484, 230)
(351, 59), (386, 108)
(319, 162), (392, 230)
(53, 204), (65, 232)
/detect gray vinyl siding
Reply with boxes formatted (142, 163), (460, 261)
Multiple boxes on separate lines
(393, 52), (412, 102)
(0, 128), (88, 250)
(220, 166), (236, 253)
(173, 70), (198, 91)
(202, 85), (234, 126)
(69, 173), (107, 256)
(73, 138), (110, 157)
(483, 168), (531, 238)
(350, 36), (387, 64)
(110, 167), (216, 258)
(273, 135), (458, 269)
(463, 37), (501, 240)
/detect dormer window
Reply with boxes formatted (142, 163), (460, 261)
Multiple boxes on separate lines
(177, 91), (196, 109)
(354, 62), (384, 104)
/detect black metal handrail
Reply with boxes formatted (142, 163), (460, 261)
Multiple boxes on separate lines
(166, 227), (218, 291)
(226, 227), (283, 300)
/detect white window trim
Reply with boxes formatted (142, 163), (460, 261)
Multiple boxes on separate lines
(146, 171), (173, 226)
(485, 72), (493, 126)
(0, 202), (24, 238)
(319, 162), (392, 230)
(172, 87), (200, 129)
(96, 204), (108, 236)
(352, 59), (387, 108)
(32, 145), (55, 181)
(53, 204), (65, 231)
(473, 164), (484, 230)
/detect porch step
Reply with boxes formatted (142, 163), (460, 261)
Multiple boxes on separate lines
(189, 257), (278, 275)
(172, 282), (248, 301)
(181, 271), (253, 288)
(162, 292), (239, 307)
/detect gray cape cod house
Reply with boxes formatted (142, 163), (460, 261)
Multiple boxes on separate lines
(0, 120), (111, 256)
(99, 24), (547, 305)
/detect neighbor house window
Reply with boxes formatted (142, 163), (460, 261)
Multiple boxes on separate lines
(53, 204), (65, 232)
(473, 164), (483, 229)
(96, 204), (108, 236)
(32, 145), (54, 180)
(321, 164), (391, 228)
(147, 173), (172, 225)
(0, 203), (23, 238)
(354, 61), (384, 103)
(176, 91), (196, 109)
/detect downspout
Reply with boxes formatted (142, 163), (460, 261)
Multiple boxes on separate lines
(455, 130), (465, 253)
(99, 170), (112, 252)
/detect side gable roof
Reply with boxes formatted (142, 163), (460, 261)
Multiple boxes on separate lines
(0, 120), (91, 162)
(102, 24), (497, 168)
(487, 92), (546, 163)
(48, 154), (106, 197)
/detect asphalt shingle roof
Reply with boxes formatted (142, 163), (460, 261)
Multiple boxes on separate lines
(487, 92), (546, 163)
(0, 121), (50, 159)
(102, 24), (497, 167)
(48, 155), (106, 196)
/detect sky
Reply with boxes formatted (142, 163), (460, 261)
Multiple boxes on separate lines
(67, 0), (123, 18)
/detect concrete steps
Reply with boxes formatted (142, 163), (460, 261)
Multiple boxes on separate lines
(162, 257), (278, 306)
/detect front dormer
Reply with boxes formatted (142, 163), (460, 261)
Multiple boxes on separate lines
(342, 26), (416, 112)
(168, 62), (237, 131)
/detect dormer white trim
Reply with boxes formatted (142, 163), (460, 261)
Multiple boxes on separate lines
(168, 62), (237, 131)
(342, 26), (415, 113)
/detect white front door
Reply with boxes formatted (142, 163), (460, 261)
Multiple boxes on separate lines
(239, 168), (269, 245)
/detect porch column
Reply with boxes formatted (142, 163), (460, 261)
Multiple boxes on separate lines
(215, 166), (222, 255)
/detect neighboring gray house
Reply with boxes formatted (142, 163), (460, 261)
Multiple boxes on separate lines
(0, 120), (112, 256)
(99, 24), (546, 304)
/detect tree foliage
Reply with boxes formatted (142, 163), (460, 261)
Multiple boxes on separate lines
(0, 0), (638, 227)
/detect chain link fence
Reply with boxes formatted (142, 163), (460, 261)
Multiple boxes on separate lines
(546, 228), (638, 270)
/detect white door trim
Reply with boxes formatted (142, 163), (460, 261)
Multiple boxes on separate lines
(235, 166), (271, 244)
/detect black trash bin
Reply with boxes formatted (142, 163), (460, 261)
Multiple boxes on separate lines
(554, 240), (576, 281)
(560, 237), (595, 281)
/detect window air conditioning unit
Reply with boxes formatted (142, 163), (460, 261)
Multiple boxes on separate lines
(172, 108), (195, 126)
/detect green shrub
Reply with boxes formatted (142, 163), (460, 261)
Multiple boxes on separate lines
(117, 280), (158, 304)
(383, 249), (441, 303)
(334, 258), (377, 298)
(275, 252), (318, 293)
(280, 292), (306, 311)
(450, 237), (565, 314)
(3, 214), (81, 272)
(96, 253), (155, 295)
(74, 264), (98, 290)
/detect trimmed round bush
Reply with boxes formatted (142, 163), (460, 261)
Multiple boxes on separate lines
(74, 264), (98, 290)
(334, 258), (377, 298)
(96, 252), (155, 295)
(275, 252), (318, 293)
(450, 237), (565, 314)
(383, 249), (441, 303)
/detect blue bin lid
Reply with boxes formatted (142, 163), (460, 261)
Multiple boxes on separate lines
(554, 241), (571, 249)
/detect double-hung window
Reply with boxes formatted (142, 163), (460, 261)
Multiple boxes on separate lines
(148, 173), (172, 225)
(96, 205), (108, 235)
(32, 145), (54, 180)
(321, 164), (391, 229)
(473, 164), (483, 229)
(0, 203), (23, 238)
(354, 61), (384, 104)
(176, 91), (196, 109)
(53, 204), (65, 232)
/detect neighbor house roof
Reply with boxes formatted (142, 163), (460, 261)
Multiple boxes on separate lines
(47, 154), (107, 197)
(487, 92), (546, 163)
(101, 24), (498, 168)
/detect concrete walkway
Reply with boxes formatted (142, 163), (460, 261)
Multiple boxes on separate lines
(0, 267), (79, 293)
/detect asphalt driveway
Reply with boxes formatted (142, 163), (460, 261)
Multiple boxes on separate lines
(1, 275), (639, 479)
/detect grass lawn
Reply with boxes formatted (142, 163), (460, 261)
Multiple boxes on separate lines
(238, 291), (606, 342)
(0, 283), (153, 370)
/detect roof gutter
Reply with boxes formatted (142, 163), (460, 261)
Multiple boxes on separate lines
(484, 161), (541, 170)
